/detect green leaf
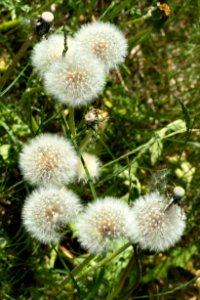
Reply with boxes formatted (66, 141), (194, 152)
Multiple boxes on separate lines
(0, 144), (10, 160)
(149, 138), (163, 165)
(142, 245), (198, 283)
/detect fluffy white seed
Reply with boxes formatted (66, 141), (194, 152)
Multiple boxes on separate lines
(129, 191), (186, 252)
(76, 197), (133, 254)
(19, 133), (78, 186)
(22, 186), (82, 244)
(73, 21), (128, 71)
(77, 153), (101, 183)
(31, 34), (72, 76)
(44, 51), (105, 107)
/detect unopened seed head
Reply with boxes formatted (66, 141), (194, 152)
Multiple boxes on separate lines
(22, 185), (82, 244)
(41, 11), (54, 23)
(19, 133), (78, 186)
(128, 191), (186, 252)
(76, 197), (133, 254)
(173, 186), (185, 198)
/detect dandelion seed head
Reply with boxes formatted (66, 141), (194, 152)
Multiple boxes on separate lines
(129, 191), (186, 252)
(44, 51), (105, 107)
(31, 34), (72, 76)
(76, 197), (132, 254)
(41, 11), (54, 23)
(173, 186), (185, 198)
(22, 185), (82, 244)
(19, 133), (78, 186)
(77, 153), (101, 183)
(73, 21), (128, 70)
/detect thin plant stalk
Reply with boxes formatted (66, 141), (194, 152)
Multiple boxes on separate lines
(106, 244), (141, 300)
(76, 242), (132, 281)
(79, 129), (94, 151)
(68, 107), (76, 137)
(102, 128), (200, 169)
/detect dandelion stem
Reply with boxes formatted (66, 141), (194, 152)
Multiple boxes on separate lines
(79, 129), (93, 151)
(48, 245), (59, 268)
(106, 245), (135, 300)
(76, 242), (132, 281)
(119, 244), (142, 300)
(80, 154), (97, 200)
(71, 254), (95, 277)
(62, 23), (68, 56)
(68, 107), (76, 137)
(131, 244), (142, 292)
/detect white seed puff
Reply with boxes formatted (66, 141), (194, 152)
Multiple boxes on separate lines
(22, 186), (82, 244)
(77, 152), (101, 183)
(19, 133), (78, 186)
(44, 51), (105, 107)
(76, 197), (133, 255)
(31, 34), (72, 77)
(73, 21), (128, 71)
(129, 191), (186, 252)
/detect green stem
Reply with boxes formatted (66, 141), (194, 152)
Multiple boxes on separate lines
(122, 6), (157, 27)
(102, 129), (200, 169)
(48, 245), (59, 268)
(106, 246), (135, 300)
(119, 245), (142, 300)
(131, 244), (142, 292)
(62, 23), (68, 56)
(130, 275), (200, 299)
(61, 112), (97, 200)
(97, 133), (115, 160)
(71, 254), (95, 277)
(76, 242), (132, 281)
(68, 107), (76, 137)
(79, 129), (93, 151)
(107, 244), (141, 300)
(0, 19), (21, 31)
(80, 154), (97, 200)
(0, 64), (29, 97)
(59, 254), (95, 291)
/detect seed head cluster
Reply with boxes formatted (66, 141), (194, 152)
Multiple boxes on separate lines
(19, 17), (187, 254)
(20, 131), (186, 251)
(31, 20), (127, 106)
